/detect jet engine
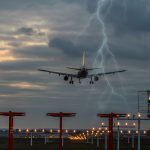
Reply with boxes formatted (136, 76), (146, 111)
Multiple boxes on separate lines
(64, 75), (69, 81)
(94, 76), (99, 81)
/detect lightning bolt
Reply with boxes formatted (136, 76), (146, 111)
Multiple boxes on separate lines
(77, 0), (129, 114)
(93, 0), (129, 111)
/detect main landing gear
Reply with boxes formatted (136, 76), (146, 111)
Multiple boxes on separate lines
(69, 77), (74, 84)
(89, 77), (94, 84)
(89, 81), (94, 84)
(69, 80), (74, 84)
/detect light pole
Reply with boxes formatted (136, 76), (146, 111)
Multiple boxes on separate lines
(117, 122), (120, 150)
(137, 113), (141, 150)
(47, 112), (76, 150)
(97, 113), (126, 150)
(105, 130), (108, 150)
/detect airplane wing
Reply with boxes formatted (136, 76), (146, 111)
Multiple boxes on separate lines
(88, 70), (127, 77)
(38, 69), (77, 77)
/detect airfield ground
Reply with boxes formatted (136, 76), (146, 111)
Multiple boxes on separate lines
(0, 138), (150, 150)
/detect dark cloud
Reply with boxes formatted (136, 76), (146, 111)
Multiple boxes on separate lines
(0, 0), (56, 11)
(62, 0), (98, 14)
(16, 27), (45, 36)
(17, 27), (35, 35)
(104, 0), (150, 33)
(83, 0), (150, 33)
(49, 38), (82, 57)
(48, 34), (101, 57)
(86, 0), (98, 13)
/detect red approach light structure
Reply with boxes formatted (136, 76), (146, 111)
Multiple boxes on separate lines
(47, 112), (76, 150)
(97, 112), (126, 150)
(0, 111), (25, 150)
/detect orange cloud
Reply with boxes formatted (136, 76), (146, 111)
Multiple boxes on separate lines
(0, 50), (16, 62)
(9, 82), (46, 90)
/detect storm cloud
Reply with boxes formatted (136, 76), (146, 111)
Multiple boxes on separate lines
(0, 0), (150, 129)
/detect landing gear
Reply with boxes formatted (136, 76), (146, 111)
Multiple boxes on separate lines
(69, 77), (74, 84)
(69, 80), (74, 84)
(90, 77), (94, 84)
(90, 81), (94, 84)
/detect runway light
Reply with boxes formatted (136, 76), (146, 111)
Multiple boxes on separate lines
(133, 123), (136, 126)
(127, 114), (131, 118)
(65, 130), (68, 133)
(18, 129), (22, 132)
(101, 122), (104, 126)
(138, 113), (141, 118)
(128, 130), (131, 134)
(117, 122), (120, 126)
(26, 129), (29, 133)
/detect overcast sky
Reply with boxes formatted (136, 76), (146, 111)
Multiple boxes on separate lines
(0, 0), (150, 129)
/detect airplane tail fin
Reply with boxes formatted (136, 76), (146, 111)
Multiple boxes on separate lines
(82, 51), (85, 67)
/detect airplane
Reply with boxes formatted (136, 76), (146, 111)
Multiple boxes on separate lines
(38, 52), (127, 84)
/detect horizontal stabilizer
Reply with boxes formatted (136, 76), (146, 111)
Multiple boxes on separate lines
(87, 68), (101, 71)
(66, 67), (81, 70)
